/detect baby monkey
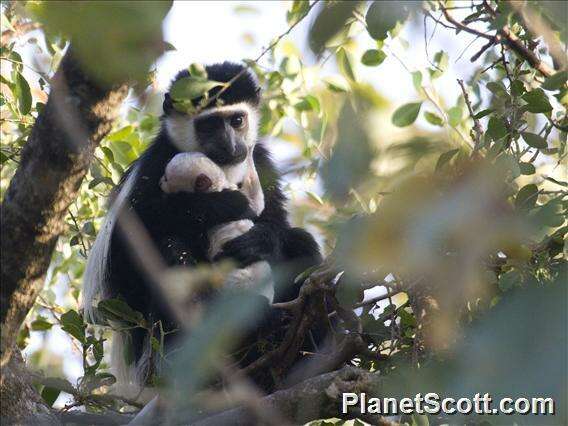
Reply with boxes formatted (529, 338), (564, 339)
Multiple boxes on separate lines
(160, 152), (274, 302)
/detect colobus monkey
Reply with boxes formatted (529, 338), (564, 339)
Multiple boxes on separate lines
(159, 152), (274, 302)
(83, 62), (322, 391)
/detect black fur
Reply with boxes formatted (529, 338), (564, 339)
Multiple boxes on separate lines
(103, 63), (322, 390)
(163, 61), (261, 114)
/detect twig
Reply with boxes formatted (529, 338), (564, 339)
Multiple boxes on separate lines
(457, 79), (483, 148)
(470, 37), (496, 62)
(68, 209), (89, 258)
(440, 2), (554, 77)
(352, 290), (403, 310)
(0, 56), (46, 77)
(201, 0), (321, 112)
(439, 5), (495, 41)
(506, 0), (566, 70)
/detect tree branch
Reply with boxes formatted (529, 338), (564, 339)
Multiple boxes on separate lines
(439, 2), (554, 77)
(0, 48), (128, 365)
(193, 366), (395, 426)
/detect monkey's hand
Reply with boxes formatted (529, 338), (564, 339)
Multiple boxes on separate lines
(215, 223), (279, 267)
(164, 190), (257, 228)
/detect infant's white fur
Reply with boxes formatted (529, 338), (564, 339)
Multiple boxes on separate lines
(160, 152), (274, 302)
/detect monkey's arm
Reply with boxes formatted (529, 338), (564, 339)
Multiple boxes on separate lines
(159, 189), (257, 231)
(217, 144), (322, 272)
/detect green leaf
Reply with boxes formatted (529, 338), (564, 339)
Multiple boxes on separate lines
(31, 318), (53, 331)
(13, 72), (32, 115)
(435, 148), (460, 171)
(473, 108), (493, 119)
(41, 386), (61, 407)
(533, 199), (564, 227)
(306, 190), (324, 205)
(522, 89), (553, 113)
(429, 51), (448, 79)
(287, 0), (310, 26)
(365, 1), (412, 41)
(399, 308), (417, 328)
(515, 184), (539, 211)
(510, 79), (526, 96)
(29, 2), (171, 85)
(151, 336), (161, 353)
(447, 106), (463, 127)
(82, 221), (96, 236)
(17, 324), (30, 349)
(361, 49), (386, 66)
(100, 146), (114, 163)
(163, 41), (176, 51)
(308, 0), (361, 54)
(40, 377), (76, 395)
(411, 70), (422, 91)
(519, 162), (535, 175)
(487, 116), (508, 141)
(60, 310), (85, 343)
(521, 131), (548, 149)
(323, 76), (349, 93)
(486, 81), (508, 96)
(106, 125), (133, 142)
(337, 47), (356, 81)
(97, 298), (146, 327)
(188, 63), (207, 79)
(293, 95), (320, 113)
(89, 176), (114, 189)
(424, 111), (443, 126)
(542, 71), (568, 91)
(494, 153), (520, 179)
(170, 76), (226, 102)
(321, 101), (374, 200)
(392, 102), (422, 127)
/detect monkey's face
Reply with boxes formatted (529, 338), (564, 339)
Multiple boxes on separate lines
(193, 108), (249, 166)
(165, 102), (259, 170)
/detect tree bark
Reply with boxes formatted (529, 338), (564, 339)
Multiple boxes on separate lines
(0, 48), (128, 362)
(54, 366), (394, 425)
(0, 47), (128, 422)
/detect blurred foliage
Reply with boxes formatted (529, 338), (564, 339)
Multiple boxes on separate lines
(27, 0), (171, 85)
(1, 0), (566, 424)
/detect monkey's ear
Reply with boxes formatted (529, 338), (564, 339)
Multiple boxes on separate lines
(163, 92), (174, 115)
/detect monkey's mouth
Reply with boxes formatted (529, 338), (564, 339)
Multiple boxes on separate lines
(207, 149), (247, 166)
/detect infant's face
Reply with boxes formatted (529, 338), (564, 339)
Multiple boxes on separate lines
(159, 153), (229, 194)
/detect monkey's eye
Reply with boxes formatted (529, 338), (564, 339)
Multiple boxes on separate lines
(230, 113), (246, 129)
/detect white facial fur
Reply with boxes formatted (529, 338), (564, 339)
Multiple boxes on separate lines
(165, 102), (259, 191)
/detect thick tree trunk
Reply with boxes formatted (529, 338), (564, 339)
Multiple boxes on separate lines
(0, 348), (59, 425)
(0, 47), (128, 422)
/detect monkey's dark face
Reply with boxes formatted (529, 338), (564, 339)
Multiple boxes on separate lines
(194, 110), (249, 166)
(165, 102), (260, 185)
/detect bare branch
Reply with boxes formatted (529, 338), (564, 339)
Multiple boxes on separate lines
(457, 79), (483, 148)
(193, 366), (396, 426)
(439, 1), (555, 77)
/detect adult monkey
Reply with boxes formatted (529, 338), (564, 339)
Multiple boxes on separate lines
(83, 62), (323, 391)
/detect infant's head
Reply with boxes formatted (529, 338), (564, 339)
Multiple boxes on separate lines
(159, 153), (231, 194)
